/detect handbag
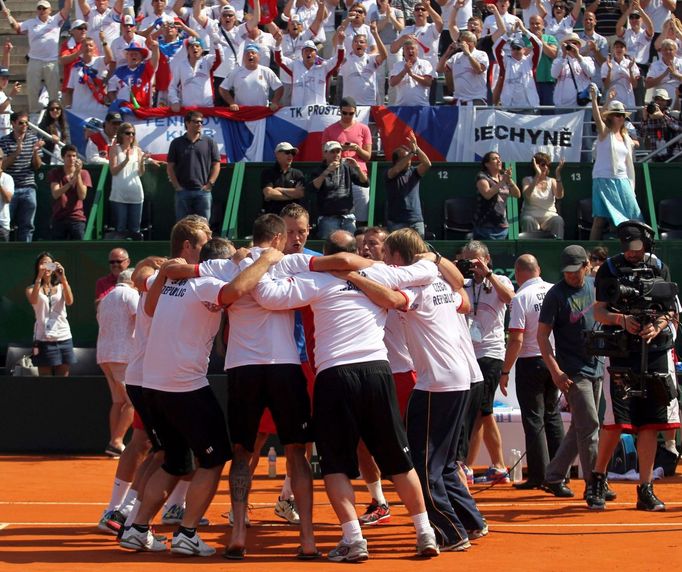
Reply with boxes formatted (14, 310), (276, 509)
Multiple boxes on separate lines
(13, 354), (39, 376)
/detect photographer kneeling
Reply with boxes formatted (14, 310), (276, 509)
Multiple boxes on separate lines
(586, 221), (680, 511)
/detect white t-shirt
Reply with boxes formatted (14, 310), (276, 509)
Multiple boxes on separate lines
(544, 15), (575, 43)
(125, 273), (156, 387)
(0, 92), (12, 137)
(254, 259), (438, 373)
(464, 275), (513, 360)
(601, 57), (639, 108)
(143, 275), (232, 392)
(384, 309), (414, 374)
(447, 49), (489, 102)
(96, 282), (139, 364)
(31, 283), (71, 342)
(235, 24), (276, 67)
(86, 7), (120, 54)
(111, 34), (148, 67)
(483, 11), (517, 37)
(220, 65), (282, 106)
(647, 58), (682, 106)
(399, 278), (474, 392)
(339, 52), (382, 105)
(622, 28), (651, 65)
(551, 56), (596, 107)
(508, 276), (554, 358)
(442, 0), (473, 31)
(396, 23), (440, 68)
(277, 50), (341, 106)
(0, 171), (15, 230)
(169, 52), (220, 107)
(66, 56), (109, 117)
(20, 14), (65, 61)
(200, 248), (304, 368)
(522, 0), (552, 27)
(209, 21), (241, 78)
(391, 58), (436, 105)
(644, 0), (672, 33)
(343, 23), (377, 56)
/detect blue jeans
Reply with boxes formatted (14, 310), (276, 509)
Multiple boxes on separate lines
(9, 186), (37, 242)
(387, 220), (425, 237)
(472, 226), (508, 241)
(175, 189), (212, 223)
(317, 214), (356, 239)
(111, 201), (143, 233)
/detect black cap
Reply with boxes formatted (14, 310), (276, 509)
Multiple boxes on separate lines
(617, 220), (648, 251)
(105, 112), (123, 123)
(560, 245), (589, 273)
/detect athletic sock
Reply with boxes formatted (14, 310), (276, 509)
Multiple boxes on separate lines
(412, 512), (432, 536)
(132, 523), (149, 533)
(125, 502), (141, 527)
(279, 475), (293, 500)
(106, 479), (132, 511)
(177, 526), (197, 538)
(164, 480), (190, 511)
(366, 480), (387, 506)
(341, 519), (363, 544)
(119, 489), (137, 517)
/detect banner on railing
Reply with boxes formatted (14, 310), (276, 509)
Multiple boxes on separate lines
(449, 108), (585, 162)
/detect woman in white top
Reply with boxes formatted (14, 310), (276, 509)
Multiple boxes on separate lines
(602, 39), (639, 109)
(520, 152), (565, 238)
(108, 122), (146, 237)
(25, 251), (75, 376)
(589, 89), (642, 240)
(541, 0), (581, 43)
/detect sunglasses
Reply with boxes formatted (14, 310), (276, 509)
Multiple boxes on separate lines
(37, 6), (48, 11)
(341, 111), (355, 116)
(75, 26), (87, 30)
(17, 121), (28, 125)
(279, 149), (296, 155)
(414, 7), (427, 11)
(123, 131), (135, 136)
(629, 14), (641, 18)
(49, 107), (61, 111)
(109, 259), (128, 264)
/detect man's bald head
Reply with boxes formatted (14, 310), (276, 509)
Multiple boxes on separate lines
(324, 230), (357, 255)
(514, 254), (540, 283)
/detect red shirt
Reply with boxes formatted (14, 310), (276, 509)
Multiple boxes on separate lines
(48, 167), (92, 222)
(95, 273), (118, 301)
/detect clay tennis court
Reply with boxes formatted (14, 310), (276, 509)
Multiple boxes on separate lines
(1, 455), (681, 571)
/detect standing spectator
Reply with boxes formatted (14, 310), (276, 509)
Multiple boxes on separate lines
(167, 110), (220, 222)
(538, 245), (605, 499)
(645, 39), (682, 107)
(642, 0), (674, 36)
(579, 10), (608, 89)
(437, 32), (488, 105)
(0, 41), (22, 137)
(321, 97), (373, 225)
(527, 14), (558, 106)
(519, 0), (552, 27)
(499, 254), (563, 489)
(375, 0), (404, 104)
(38, 100), (68, 166)
(26, 252), (75, 376)
(219, 44), (283, 110)
(588, 244), (608, 277)
(482, 0), (517, 37)
(602, 39), (640, 108)
(86, 112), (122, 164)
(472, 151), (520, 240)
(260, 142), (305, 214)
(203, 5), (240, 105)
(589, 89), (642, 239)
(615, 4), (654, 105)
(49, 145), (92, 240)
(110, 15), (147, 68)
(336, 3), (379, 57)
(64, 37), (110, 117)
(384, 132), (431, 236)
(520, 152), (565, 238)
(95, 247), (130, 304)
(2, 0), (73, 118)
(585, 0), (624, 38)
(0, 111), (44, 242)
(169, 37), (223, 110)
(59, 20), (89, 97)
(96, 268), (139, 457)
(390, 39), (436, 105)
(638, 88), (682, 160)
(551, 33), (596, 107)
(542, 0), (581, 43)
(108, 123), (146, 238)
(107, 40), (160, 109)
(0, 148), (14, 241)
(308, 140), (368, 238)
(339, 23), (388, 105)
(78, 0), (121, 55)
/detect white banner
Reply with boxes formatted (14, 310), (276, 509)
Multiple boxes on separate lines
(449, 108), (585, 162)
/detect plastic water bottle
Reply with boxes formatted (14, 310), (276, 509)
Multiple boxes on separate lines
(267, 446), (277, 478)
(509, 449), (522, 483)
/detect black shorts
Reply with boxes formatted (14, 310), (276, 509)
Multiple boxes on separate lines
(141, 386), (232, 476)
(227, 363), (312, 451)
(126, 384), (162, 451)
(603, 350), (681, 431)
(456, 380), (484, 462)
(478, 357), (503, 416)
(313, 360), (413, 479)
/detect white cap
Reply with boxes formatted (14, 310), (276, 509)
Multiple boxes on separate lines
(323, 141), (342, 152)
(70, 19), (87, 30)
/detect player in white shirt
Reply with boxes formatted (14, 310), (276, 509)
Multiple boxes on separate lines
(499, 254), (563, 490)
(358, 229), (487, 550)
(169, 37), (222, 110)
(219, 44), (284, 110)
(437, 31), (488, 105)
(254, 230), (442, 561)
(339, 22), (388, 105)
(120, 236), (284, 556)
(275, 37), (345, 106)
(390, 39), (436, 105)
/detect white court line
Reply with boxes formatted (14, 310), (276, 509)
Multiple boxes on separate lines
(0, 523), (9, 530)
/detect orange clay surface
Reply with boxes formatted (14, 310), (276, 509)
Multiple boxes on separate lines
(1, 456), (681, 571)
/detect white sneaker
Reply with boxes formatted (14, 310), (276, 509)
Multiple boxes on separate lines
(274, 498), (300, 524)
(327, 538), (369, 562)
(171, 531), (216, 557)
(119, 526), (167, 552)
(416, 531), (440, 557)
(97, 510), (117, 535)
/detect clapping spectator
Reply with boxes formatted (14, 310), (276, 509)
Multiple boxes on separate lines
(375, 0), (404, 104)
(392, 38), (437, 105)
(49, 145), (92, 240)
(437, 31), (488, 105)
(602, 40), (639, 109)
(645, 39), (682, 108)
(38, 100), (68, 165)
(615, 3), (653, 88)
(578, 10), (608, 90)
(520, 152), (565, 238)
(526, 14), (558, 105)
(85, 111), (122, 164)
(26, 252), (75, 376)
(541, 0), (582, 43)
(339, 22), (388, 105)
(168, 37), (222, 111)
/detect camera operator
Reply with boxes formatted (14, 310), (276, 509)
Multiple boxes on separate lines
(638, 88), (682, 162)
(586, 220), (680, 511)
(457, 240), (515, 484)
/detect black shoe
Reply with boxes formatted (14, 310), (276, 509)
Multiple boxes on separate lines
(542, 481), (575, 498)
(636, 483), (665, 512)
(583, 479), (617, 501)
(585, 472), (606, 510)
(513, 480), (542, 490)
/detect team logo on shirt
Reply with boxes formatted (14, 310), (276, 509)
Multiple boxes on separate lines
(202, 301), (224, 313)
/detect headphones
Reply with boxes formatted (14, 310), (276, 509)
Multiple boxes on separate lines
(616, 220), (655, 251)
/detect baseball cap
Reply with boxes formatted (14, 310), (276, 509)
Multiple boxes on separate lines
(221, 4), (236, 14)
(617, 221), (647, 251)
(125, 41), (150, 59)
(187, 37), (207, 51)
(70, 19), (87, 30)
(122, 14), (136, 26)
(302, 40), (317, 51)
(560, 245), (589, 273)
(323, 141), (342, 152)
(244, 43), (260, 53)
(653, 88), (671, 100)
(0, 68), (10, 77)
(36, 0), (51, 9)
(105, 112), (123, 123)
(275, 142), (298, 154)
(510, 38), (525, 50)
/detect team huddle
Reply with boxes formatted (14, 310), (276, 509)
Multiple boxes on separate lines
(97, 204), (491, 562)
